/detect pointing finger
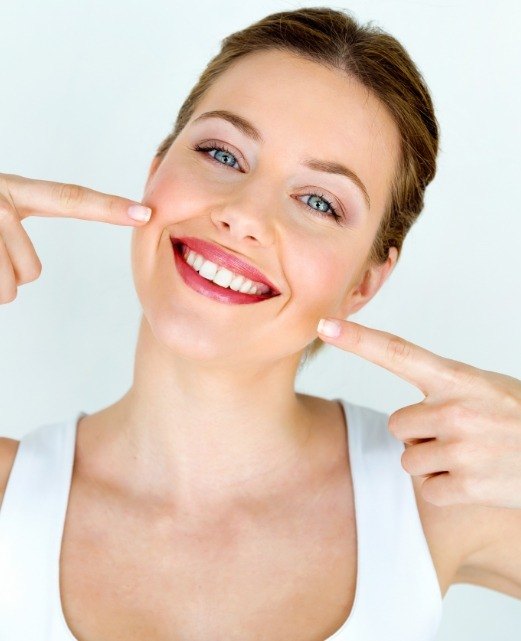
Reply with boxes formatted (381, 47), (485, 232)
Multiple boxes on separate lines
(3, 173), (152, 226)
(317, 318), (452, 395)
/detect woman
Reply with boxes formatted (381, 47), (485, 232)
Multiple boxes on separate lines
(0, 7), (520, 641)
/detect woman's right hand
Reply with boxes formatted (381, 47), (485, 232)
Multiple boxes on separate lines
(0, 173), (152, 304)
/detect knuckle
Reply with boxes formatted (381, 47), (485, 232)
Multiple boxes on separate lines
(347, 324), (365, 348)
(502, 387), (521, 413)
(0, 288), (17, 304)
(421, 478), (445, 506)
(481, 371), (521, 409)
(385, 336), (412, 363)
(33, 260), (43, 278)
(56, 182), (85, 209)
(449, 440), (473, 467)
(19, 261), (42, 284)
(387, 412), (401, 436)
(400, 448), (413, 471)
(106, 196), (120, 214)
(457, 473), (480, 501)
(441, 400), (474, 425)
(0, 205), (15, 224)
(443, 359), (479, 388)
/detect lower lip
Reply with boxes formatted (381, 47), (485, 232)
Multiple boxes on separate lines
(171, 242), (276, 305)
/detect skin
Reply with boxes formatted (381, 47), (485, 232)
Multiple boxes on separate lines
(77, 49), (401, 517)
(314, 318), (521, 598)
(2, 48), (519, 626)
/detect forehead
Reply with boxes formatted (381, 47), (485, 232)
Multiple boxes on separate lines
(191, 49), (401, 217)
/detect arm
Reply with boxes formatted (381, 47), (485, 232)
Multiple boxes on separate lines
(453, 504), (521, 600)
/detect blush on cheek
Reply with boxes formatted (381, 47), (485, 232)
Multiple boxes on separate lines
(301, 254), (353, 318)
(144, 180), (209, 225)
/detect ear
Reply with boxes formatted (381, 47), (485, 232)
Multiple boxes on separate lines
(338, 246), (399, 317)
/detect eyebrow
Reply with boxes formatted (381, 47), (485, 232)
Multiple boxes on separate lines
(191, 109), (371, 211)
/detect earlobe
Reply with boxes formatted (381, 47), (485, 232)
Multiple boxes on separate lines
(339, 246), (399, 317)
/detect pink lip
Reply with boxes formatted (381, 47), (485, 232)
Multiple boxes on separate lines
(172, 243), (276, 304)
(170, 236), (280, 295)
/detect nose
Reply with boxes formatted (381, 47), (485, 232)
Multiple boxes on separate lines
(209, 181), (278, 246)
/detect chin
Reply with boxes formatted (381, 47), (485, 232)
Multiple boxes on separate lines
(138, 305), (260, 366)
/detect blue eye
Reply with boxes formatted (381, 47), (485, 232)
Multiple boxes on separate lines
(194, 143), (240, 170)
(192, 142), (343, 224)
(299, 193), (341, 223)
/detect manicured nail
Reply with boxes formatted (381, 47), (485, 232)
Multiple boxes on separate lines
(128, 204), (152, 222)
(317, 318), (341, 338)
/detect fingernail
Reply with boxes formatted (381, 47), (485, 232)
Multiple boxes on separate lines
(128, 204), (152, 222)
(317, 318), (341, 338)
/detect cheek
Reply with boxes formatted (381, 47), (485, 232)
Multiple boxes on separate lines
(143, 171), (209, 226)
(130, 160), (232, 309)
(290, 247), (351, 309)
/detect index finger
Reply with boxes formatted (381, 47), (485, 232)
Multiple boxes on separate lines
(3, 173), (151, 225)
(318, 319), (451, 395)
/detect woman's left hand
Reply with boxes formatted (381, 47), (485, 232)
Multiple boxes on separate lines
(316, 318), (521, 509)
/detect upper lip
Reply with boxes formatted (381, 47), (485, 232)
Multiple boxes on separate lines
(171, 236), (281, 295)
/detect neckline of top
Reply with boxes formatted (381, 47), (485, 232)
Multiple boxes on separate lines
(53, 401), (362, 641)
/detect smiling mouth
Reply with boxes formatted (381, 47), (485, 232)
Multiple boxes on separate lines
(171, 241), (280, 304)
(171, 236), (280, 293)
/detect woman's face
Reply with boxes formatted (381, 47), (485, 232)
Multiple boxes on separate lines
(132, 49), (400, 364)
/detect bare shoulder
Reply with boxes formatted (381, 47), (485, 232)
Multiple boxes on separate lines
(0, 436), (21, 509)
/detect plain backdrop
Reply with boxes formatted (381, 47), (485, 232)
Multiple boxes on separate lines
(0, 0), (520, 638)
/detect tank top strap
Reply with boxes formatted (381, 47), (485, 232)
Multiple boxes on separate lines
(330, 399), (443, 640)
(0, 412), (86, 641)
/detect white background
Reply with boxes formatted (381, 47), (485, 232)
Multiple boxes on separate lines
(0, 0), (520, 638)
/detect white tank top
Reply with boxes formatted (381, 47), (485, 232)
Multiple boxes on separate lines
(0, 399), (443, 640)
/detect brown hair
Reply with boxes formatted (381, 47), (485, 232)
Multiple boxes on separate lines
(154, 6), (440, 363)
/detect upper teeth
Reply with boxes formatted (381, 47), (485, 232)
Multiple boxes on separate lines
(181, 246), (271, 296)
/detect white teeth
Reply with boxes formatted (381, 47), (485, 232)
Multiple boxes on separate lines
(212, 266), (234, 288)
(181, 246), (271, 296)
(193, 253), (204, 271)
(198, 260), (218, 280)
(229, 274), (246, 291)
(239, 279), (254, 293)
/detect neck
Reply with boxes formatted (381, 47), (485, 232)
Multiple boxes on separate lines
(90, 315), (318, 513)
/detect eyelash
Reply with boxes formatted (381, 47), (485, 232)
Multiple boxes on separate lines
(191, 142), (344, 224)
